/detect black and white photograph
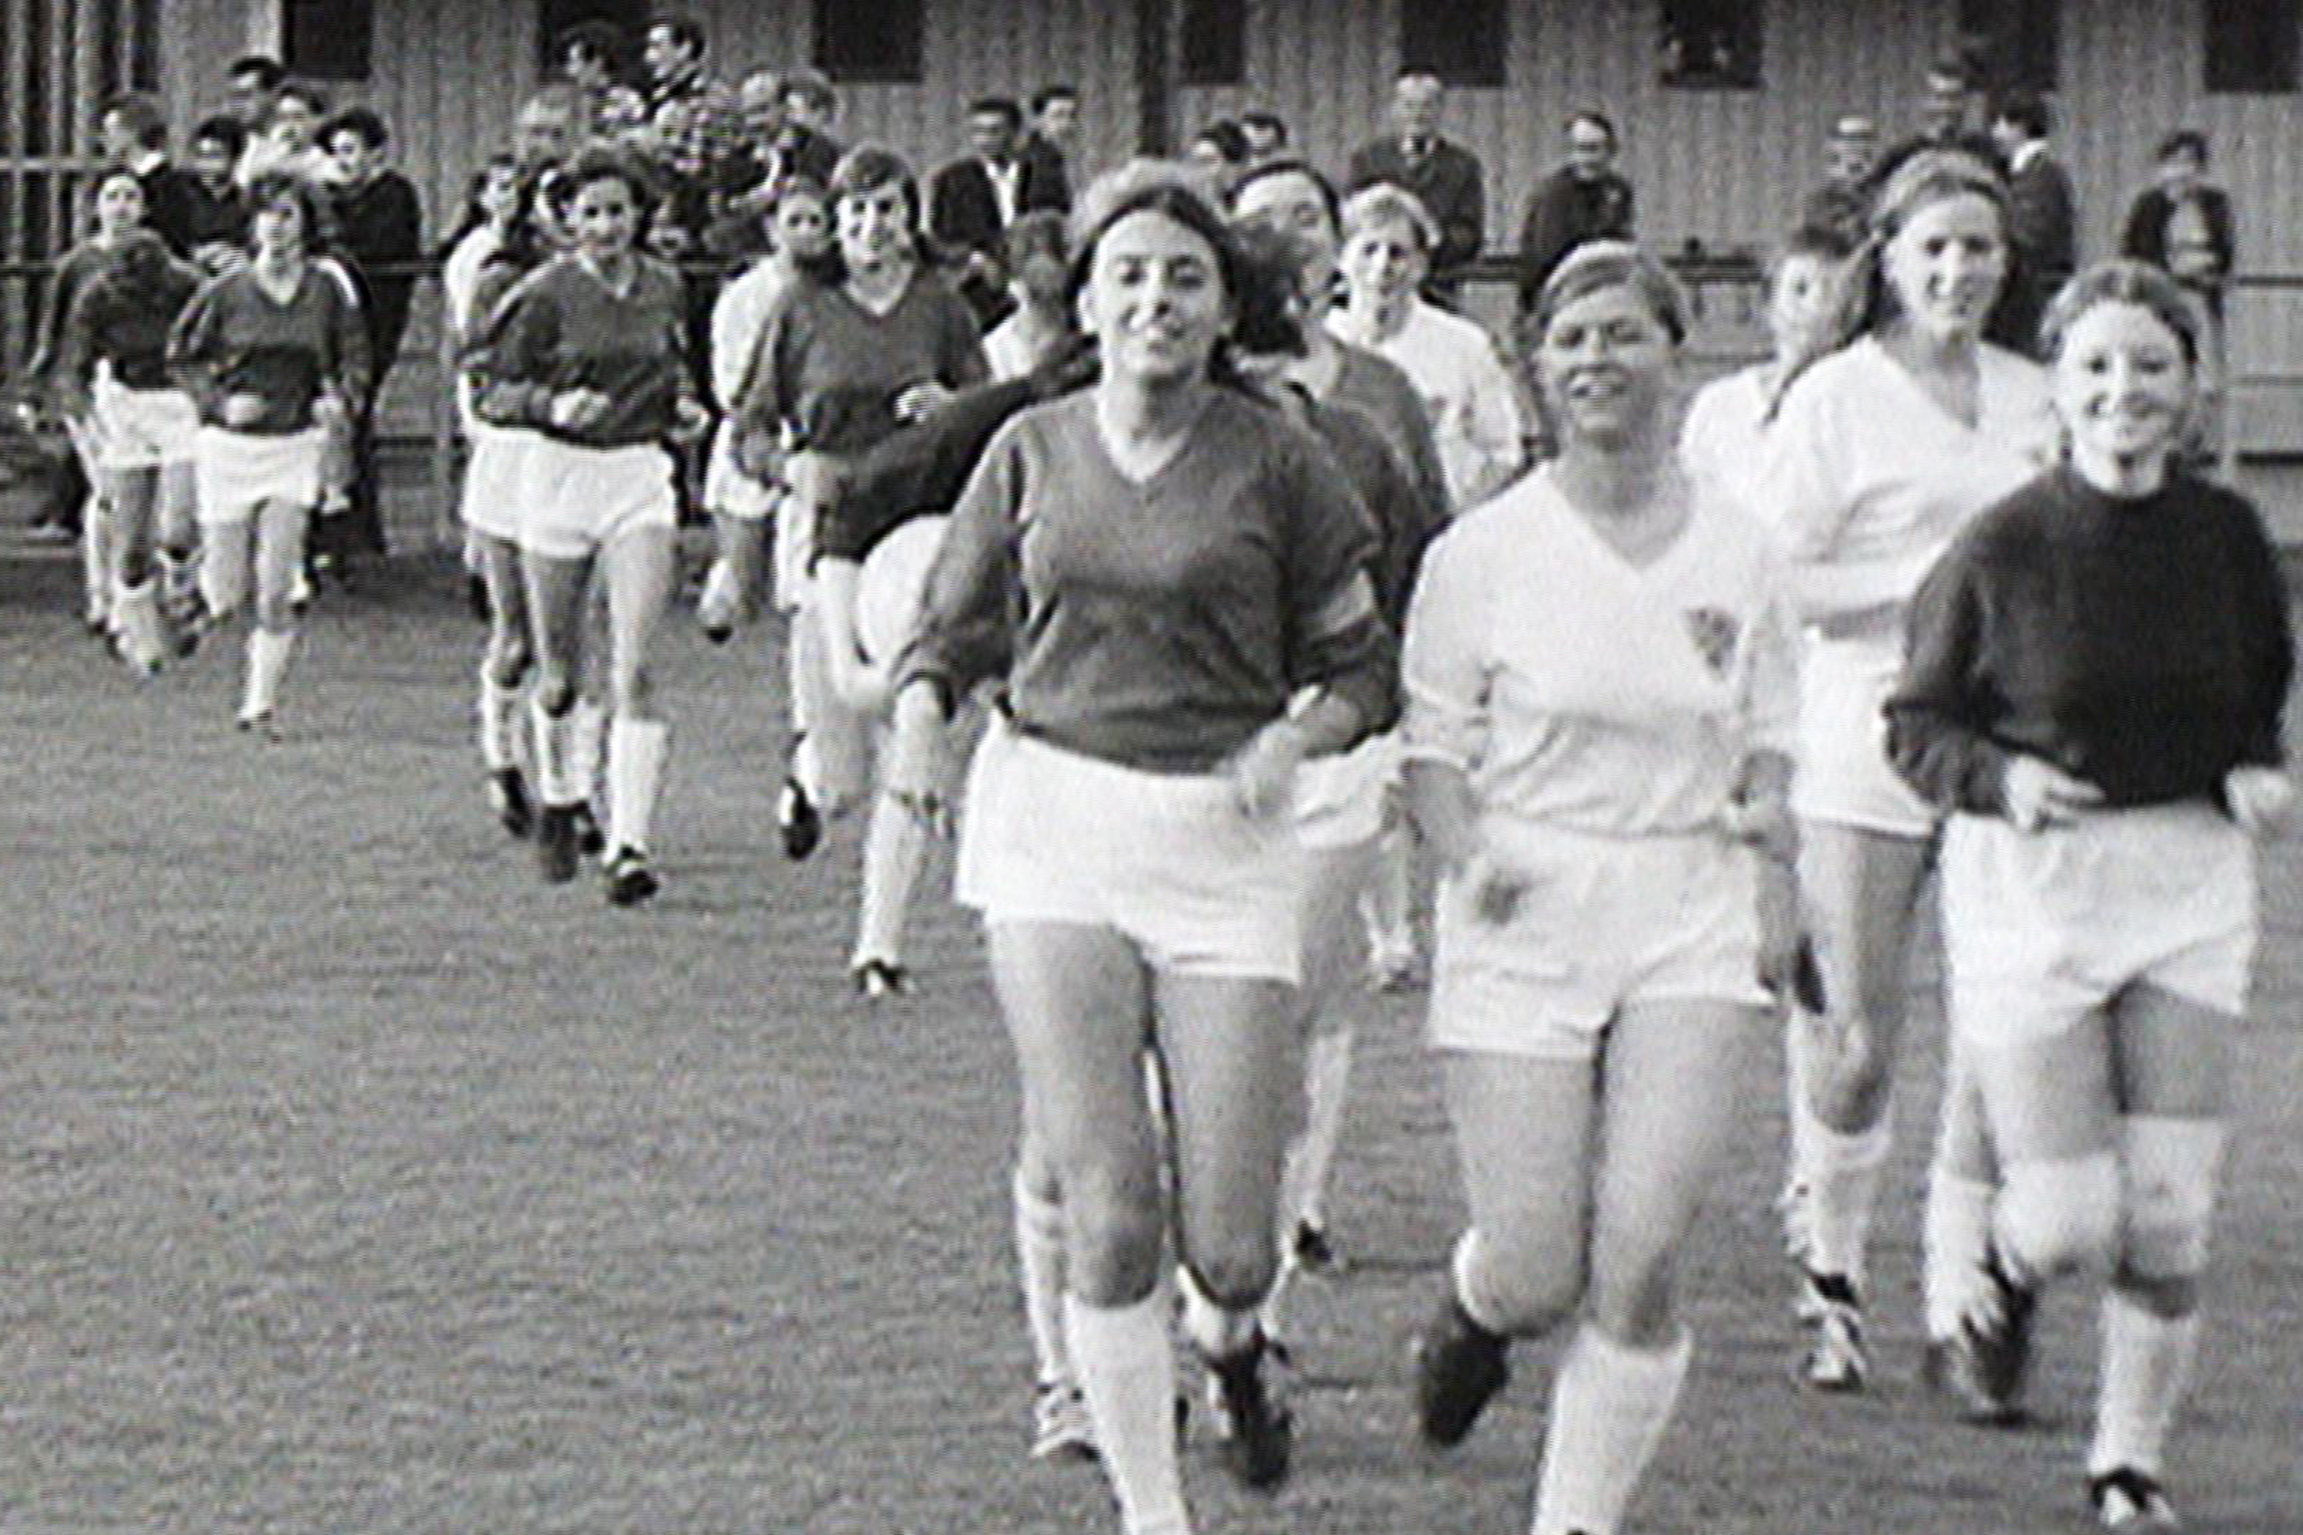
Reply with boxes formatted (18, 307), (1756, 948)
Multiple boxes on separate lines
(5, 3), (2301, 1531)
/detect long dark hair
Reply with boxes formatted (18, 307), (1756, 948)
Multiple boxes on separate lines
(1068, 159), (1255, 389)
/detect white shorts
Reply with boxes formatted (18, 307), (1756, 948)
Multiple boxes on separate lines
(1939, 803), (2256, 1047)
(1794, 637), (1941, 839)
(1294, 731), (1400, 852)
(773, 488), (820, 614)
(1429, 819), (1767, 1061)
(519, 437), (677, 560)
(703, 421), (781, 522)
(459, 421), (538, 543)
(956, 718), (1307, 983)
(89, 379), (199, 472)
(194, 426), (325, 526)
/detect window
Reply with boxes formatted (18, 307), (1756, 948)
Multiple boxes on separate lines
(1957, 0), (2059, 93)
(814, 0), (923, 83)
(1400, 0), (1508, 89)
(283, 0), (374, 81)
(1659, 0), (1761, 89)
(2205, 0), (2298, 93)
(1180, 0), (1247, 87)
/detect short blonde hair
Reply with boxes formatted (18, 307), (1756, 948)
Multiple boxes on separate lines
(1339, 182), (1438, 253)
(1533, 240), (1690, 346)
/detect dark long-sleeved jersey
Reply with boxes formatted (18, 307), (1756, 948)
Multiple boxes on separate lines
(1887, 465), (2292, 816)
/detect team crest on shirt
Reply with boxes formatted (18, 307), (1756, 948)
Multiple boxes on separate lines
(1683, 606), (1740, 677)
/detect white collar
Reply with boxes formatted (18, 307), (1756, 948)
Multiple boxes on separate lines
(2010, 139), (2046, 174)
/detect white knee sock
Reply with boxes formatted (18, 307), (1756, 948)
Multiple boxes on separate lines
(1176, 1264), (1259, 1361)
(1923, 1170), (1998, 1340)
(112, 577), (164, 666)
(478, 671), (521, 773)
(1782, 1013), (1821, 1196)
(531, 699), (578, 806)
(571, 697), (608, 802)
(242, 627), (295, 719)
(83, 499), (113, 622)
(1014, 1171), (1072, 1387)
(606, 715), (669, 855)
(1532, 1326), (1693, 1535)
(1804, 1109), (1894, 1288)
(1064, 1292), (1193, 1535)
(2088, 1293), (2199, 1480)
(852, 786), (929, 969)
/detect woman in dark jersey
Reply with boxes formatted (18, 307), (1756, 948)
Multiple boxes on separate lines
(883, 163), (1394, 1530)
(1886, 261), (2292, 1530)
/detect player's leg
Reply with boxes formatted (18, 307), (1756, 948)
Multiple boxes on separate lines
(240, 496), (310, 731)
(1529, 997), (1760, 1535)
(597, 519), (676, 904)
(988, 919), (1188, 1535)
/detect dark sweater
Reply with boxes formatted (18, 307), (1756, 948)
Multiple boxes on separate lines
(56, 244), (205, 399)
(328, 170), (425, 377)
(1886, 465), (2292, 816)
(465, 253), (697, 449)
(166, 263), (372, 433)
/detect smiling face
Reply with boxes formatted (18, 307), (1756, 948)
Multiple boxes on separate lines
(835, 179), (914, 272)
(1078, 207), (1232, 388)
(93, 173), (147, 239)
(1233, 168), (1339, 295)
(1536, 281), (1676, 449)
(2054, 299), (2193, 478)
(1565, 118), (1614, 181)
(269, 94), (319, 150)
(1882, 189), (2006, 344)
(1338, 216), (1425, 307)
(968, 108), (1018, 162)
(570, 173), (640, 257)
(1392, 74), (1442, 140)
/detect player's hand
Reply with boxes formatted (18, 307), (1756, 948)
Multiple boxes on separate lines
(670, 396), (713, 445)
(1721, 793), (1798, 864)
(2000, 754), (2103, 833)
(547, 387), (614, 431)
(220, 392), (269, 428)
(1224, 718), (1306, 822)
(890, 380), (954, 425)
(2226, 766), (2295, 838)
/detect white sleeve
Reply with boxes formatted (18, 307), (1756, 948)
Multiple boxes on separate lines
(1754, 367), (1854, 560)
(709, 266), (778, 413)
(1399, 524), (1492, 773)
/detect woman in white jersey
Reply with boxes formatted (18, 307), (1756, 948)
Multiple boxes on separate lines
(696, 176), (832, 639)
(1403, 241), (1800, 1535)
(1679, 220), (1853, 515)
(1328, 182), (1526, 511)
(1758, 150), (2056, 1390)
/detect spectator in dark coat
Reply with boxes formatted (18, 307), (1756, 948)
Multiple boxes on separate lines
(181, 117), (251, 273)
(2121, 130), (2235, 317)
(929, 96), (1068, 325)
(1346, 68), (1486, 296)
(318, 107), (423, 563)
(1870, 51), (2003, 190)
(1801, 113), (1879, 244)
(99, 92), (202, 259)
(1514, 110), (1635, 313)
(1019, 84), (1078, 214)
(1989, 91), (2077, 356)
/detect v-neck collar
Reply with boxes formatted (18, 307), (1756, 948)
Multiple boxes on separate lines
(1862, 335), (1994, 437)
(1086, 391), (1213, 491)
(1537, 465), (1697, 581)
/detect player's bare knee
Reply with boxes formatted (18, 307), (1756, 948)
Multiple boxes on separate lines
(1181, 1243), (1278, 1312)
(1476, 1235), (1584, 1336)
(1995, 1152), (2121, 1283)
(1060, 1165), (1166, 1302)
(1586, 1255), (1681, 1348)
(2117, 1116), (2223, 1291)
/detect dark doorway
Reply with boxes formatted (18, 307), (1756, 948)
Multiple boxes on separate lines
(536, 0), (651, 81)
